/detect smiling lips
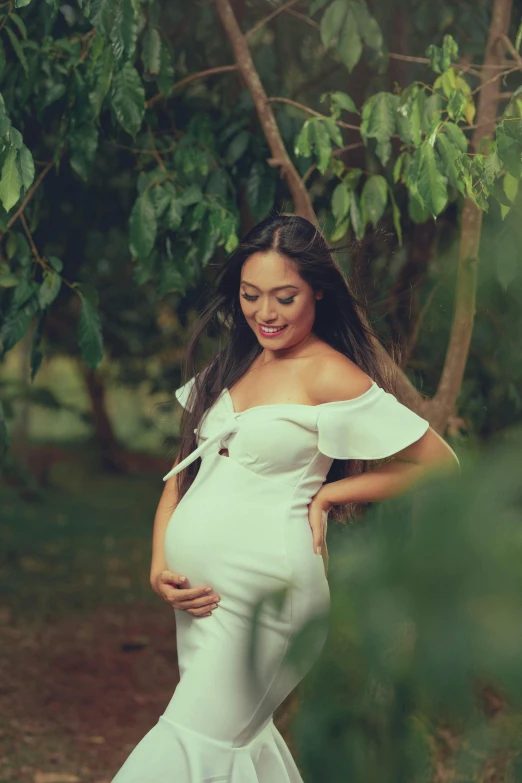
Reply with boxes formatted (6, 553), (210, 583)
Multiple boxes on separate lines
(258, 324), (288, 336)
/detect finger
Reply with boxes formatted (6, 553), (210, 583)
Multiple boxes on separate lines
(189, 605), (215, 616)
(310, 525), (322, 555)
(176, 586), (215, 603)
(160, 571), (187, 586)
(187, 595), (220, 609)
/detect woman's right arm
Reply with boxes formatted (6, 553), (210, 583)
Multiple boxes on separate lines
(150, 455), (180, 592)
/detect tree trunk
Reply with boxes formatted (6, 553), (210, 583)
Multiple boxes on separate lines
(433, 0), (513, 432)
(80, 363), (122, 471)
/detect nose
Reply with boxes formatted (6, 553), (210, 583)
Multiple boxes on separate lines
(257, 298), (278, 322)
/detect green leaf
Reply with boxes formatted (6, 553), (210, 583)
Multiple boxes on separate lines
(426, 44), (442, 74)
(361, 175), (388, 224)
(89, 43), (114, 118)
(350, 189), (364, 240)
(351, 0), (385, 68)
(516, 18), (522, 53)
(388, 186), (402, 246)
(393, 152), (407, 183)
(111, 0), (139, 61)
(294, 120), (313, 158)
(38, 270), (61, 309)
(344, 168), (363, 189)
(226, 131), (249, 166)
(0, 274), (19, 288)
(332, 182), (351, 222)
(49, 256), (64, 273)
(447, 89), (467, 122)
(426, 35), (458, 74)
(15, 0), (32, 7)
(441, 34), (459, 71)
(311, 0), (330, 14)
(150, 184), (170, 220)
(12, 277), (38, 307)
(68, 124), (99, 181)
(77, 290), (104, 370)
(111, 61), (145, 138)
(10, 12), (27, 38)
(30, 311), (45, 383)
(482, 148), (501, 187)
(121, 0), (139, 59)
(18, 145), (34, 190)
(397, 85), (423, 147)
(329, 91), (358, 115)
(91, 0), (116, 38)
(331, 216), (350, 241)
(0, 295), (38, 356)
(416, 143), (448, 216)
(246, 161), (275, 223)
(323, 117), (343, 147)
(337, 8), (362, 72)
(360, 92), (398, 166)
(444, 121), (468, 153)
(503, 171), (519, 204)
(496, 119), (522, 178)
(129, 191), (157, 260)
(5, 25), (28, 76)
(0, 399), (10, 464)
(165, 194), (183, 231)
(310, 120), (332, 174)
(408, 193), (431, 223)
(142, 26), (161, 75)
(436, 133), (464, 194)
(0, 148), (21, 212)
(320, 0), (347, 48)
(157, 44), (174, 98)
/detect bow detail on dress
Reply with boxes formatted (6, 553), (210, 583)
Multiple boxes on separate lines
(163, 392), (238, 481)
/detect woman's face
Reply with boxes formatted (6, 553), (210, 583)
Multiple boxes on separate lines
(239, 251), (322, 351)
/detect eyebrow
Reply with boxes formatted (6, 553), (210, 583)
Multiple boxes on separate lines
(240, 280), (299, 291)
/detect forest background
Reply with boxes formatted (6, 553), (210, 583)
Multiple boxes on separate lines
(1, 0), (522, 781)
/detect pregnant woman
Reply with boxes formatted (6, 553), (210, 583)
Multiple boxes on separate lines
(111, 215), (457, 782)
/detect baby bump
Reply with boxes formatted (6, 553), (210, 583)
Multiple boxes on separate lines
(164, 453), (295, 607)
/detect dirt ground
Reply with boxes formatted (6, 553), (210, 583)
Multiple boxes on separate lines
(0, 601), (300, 783)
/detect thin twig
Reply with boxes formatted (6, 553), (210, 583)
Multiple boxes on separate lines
(471, 64), (521, 95)
(6, 160), (54, 231)
(498, 33), (522, 67)
(19, 213), (43, 267)
(389, 53), (430, 64)
(245, 0), (301, 38)
(145, 64), (239, 108)
(147, 124), (167, 172)
(266, 96), (360, 131)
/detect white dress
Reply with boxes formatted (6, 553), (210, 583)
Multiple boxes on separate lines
(111, 375), (429, 782)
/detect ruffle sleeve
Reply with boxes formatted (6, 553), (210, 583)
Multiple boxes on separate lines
(174, 375), (197, 412)
(317, 382), (429, 461)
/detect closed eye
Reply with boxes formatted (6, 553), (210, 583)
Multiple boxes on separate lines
(241, 294), (295, 305)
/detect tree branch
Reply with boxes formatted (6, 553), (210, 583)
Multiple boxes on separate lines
(214, 0), (317, 224)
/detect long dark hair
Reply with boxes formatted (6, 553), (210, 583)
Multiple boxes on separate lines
(170, 214), (403, 524)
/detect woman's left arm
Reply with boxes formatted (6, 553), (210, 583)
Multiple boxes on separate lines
(309, 427), (460, 555)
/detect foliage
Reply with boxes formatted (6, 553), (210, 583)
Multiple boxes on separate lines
(253, 434), (522, 780)
(0, 0), (521, 458)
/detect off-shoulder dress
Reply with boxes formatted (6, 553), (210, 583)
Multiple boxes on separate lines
(111, 375), (429, 783)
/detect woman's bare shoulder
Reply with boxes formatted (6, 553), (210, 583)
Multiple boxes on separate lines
(306, 350), (373, 405)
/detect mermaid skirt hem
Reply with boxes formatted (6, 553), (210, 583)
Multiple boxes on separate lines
(111, 713), (304, 783)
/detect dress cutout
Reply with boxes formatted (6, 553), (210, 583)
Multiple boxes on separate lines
(111, 373), (430, 782)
